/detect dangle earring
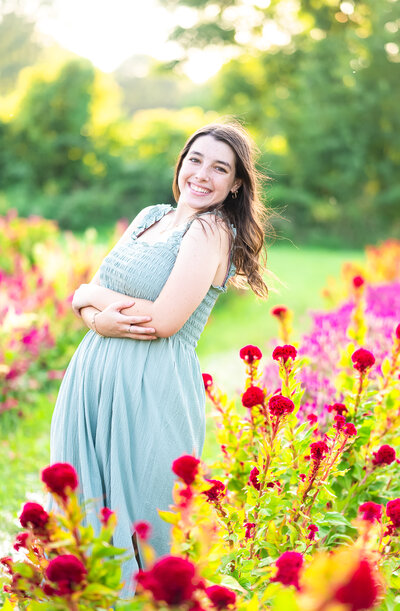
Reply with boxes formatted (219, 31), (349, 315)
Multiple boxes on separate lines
(231, 190), (238, 199)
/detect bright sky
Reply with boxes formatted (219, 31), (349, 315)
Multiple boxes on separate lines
(34, 0), (227, 83)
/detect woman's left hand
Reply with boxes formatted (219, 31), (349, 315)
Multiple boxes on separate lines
(72, 284), (93, 317)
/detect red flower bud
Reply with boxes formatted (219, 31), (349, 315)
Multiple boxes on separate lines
(41, 463), (78, 501)
(172, 455), (200, 485)
(372, 445), (396, 466)
(334, 557), (381, 610)
(271, 306), (289, 319)
(248, 467), (260, 490)
(352, 275), (365, 288)
(268, 394), (295, 417)
(203, 479), (226, 503)
(386, 498), (400, 528)
(100, 507), (114, 526)
(396, 324), (400, 340)
(307, 524), (319, 540)
(351, 348), (375, 373)
(244, 522), (256, 539)
(344, 422), (357, 437)
(272, 344), (297, 363)
(307, 413), (318, 424)
(202, 373), (213, 390)
(333, 414), (347, 431)
(242, 386), (264, 408)
(206, 584), (236, 609)
(45, 555), (87, 595)
(328, 402), (348, 415)
(359, 502), (382, 523)
(133, 521), (152, 541)
(239, 345), (262, 363)
(19, 502), (49, 533)
(310, 441), (329, 461)
(271, 551), (303, 590)
(13, 532), (29, 551)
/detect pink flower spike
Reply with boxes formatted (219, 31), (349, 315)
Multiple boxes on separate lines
(133, 521), (152, 541)
(100, 507), (114, 526)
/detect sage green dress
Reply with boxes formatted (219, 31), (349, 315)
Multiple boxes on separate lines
(50, 204), (236, 597)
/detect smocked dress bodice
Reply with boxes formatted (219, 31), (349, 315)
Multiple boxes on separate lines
(99, 203), (236, 347)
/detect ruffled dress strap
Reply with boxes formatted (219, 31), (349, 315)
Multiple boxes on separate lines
(130, 204), (173, 240)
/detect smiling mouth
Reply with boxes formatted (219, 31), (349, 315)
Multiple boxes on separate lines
(188, 182), (212, 195)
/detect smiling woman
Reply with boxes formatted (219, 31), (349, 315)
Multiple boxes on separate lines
(51, 121), (270, 597)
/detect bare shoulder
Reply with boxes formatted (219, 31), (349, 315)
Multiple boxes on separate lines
(185, 213), (231, 250)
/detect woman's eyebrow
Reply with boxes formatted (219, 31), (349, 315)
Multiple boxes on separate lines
(190, 150), (232, 170)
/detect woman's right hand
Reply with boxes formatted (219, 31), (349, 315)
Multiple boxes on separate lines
(93, 301), (157, 340)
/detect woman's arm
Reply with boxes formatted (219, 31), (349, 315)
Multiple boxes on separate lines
(79, 303), (157, 340)
(74, 217), (229, 338)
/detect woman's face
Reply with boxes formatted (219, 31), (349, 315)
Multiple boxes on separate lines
(177, 134), (242, 211)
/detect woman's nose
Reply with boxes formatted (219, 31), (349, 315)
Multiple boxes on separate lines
(194, 164), (210, 181)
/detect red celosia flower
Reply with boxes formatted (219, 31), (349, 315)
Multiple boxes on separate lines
(19, 502), (49, 532)
(307, 524), (319, 540)
(239, 345), (262, 363)
(0, 557), (13, 573)
(172, 455), (200, 485)
(244, 522), (256, 539)
(359, 502), (382, 523)
(13, 532), (29, 551)
(135, 556), (201, 605)
(372, 445), (396, 466)
(203, 479), (226, 503)
(272, 345), (297, 363)
(268, 395), (295, 417)
(271, 551), (303, 590)
(202, 373), (213, 390)
(386, 498), (400, 528)
(248, 467), (260, 490)
(46, 555), (87, 595)
(206, 584), (236, 609)
(351, 348), (375, 373)
(310, 441), (329, 461)
(307, 413), (318, 424)
(396, 324), (400, 340)
(352, 275), (365, 288)
(242, 386), (264, 408)
(133, 521), (152, 541)
(344, 423), (357, 437)
(328, 402), (348, 415)
(271, 306), (288, 319)
(100, 507), (114, 526)
(179, 484), (194, 508)
(334, 557), (381, 610)
(333, 414), (347, 431)
(299, 473), (306, 482)
(41, 463), (78, 501)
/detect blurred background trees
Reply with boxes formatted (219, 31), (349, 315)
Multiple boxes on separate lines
(0, 0), (399, 244)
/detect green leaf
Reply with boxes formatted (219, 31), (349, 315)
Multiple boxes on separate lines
(158, 509), (180, 524)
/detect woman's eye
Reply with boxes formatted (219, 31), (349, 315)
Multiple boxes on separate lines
(189, 157), (200, 163)
(216, 166), (227, 173)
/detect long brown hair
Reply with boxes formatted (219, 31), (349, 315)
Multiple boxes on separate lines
(172, 121), (270, 298)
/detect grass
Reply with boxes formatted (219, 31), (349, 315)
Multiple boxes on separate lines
(1, 244), (364, 548)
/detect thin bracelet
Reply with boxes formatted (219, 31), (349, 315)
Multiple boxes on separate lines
(91, 312), (104, 337)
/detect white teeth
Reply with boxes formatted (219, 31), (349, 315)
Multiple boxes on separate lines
(190, 183), (210, 194)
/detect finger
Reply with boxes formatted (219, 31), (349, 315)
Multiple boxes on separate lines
(112, 300), (136, 311)
(125, 316), (152, 323)
(128, 326), (156, 334)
